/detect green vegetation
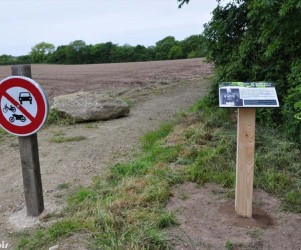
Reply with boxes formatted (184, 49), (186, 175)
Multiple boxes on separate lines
(0, 128), (7, 136)
(121, 98), (134, 109)
(0, 34), (206, 65)
(179, 0), (301, 142)
(49, 135), (86, 143)
(17, 96), (301, 249)
(204, 0), (301, 141)
(18, 121), (181, 249)
(18, 220), (93, 249)
(0, 128), (14, 142)
(179, 0), (301, 213)
(84, 123), (98, 129)
(0, 128), (6, 142)
(46, 109), (75, 125)
(30, 42), (55, 63)
(0, 128), (7, 142)
(187, 99), (301, 213)
(57, 183), (70, 190)
(225, 240), (235, 250)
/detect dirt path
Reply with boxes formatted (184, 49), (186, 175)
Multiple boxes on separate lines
(0, 77), (210, 248)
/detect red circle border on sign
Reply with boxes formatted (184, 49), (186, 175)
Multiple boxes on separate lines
(0, 77), (48, 136)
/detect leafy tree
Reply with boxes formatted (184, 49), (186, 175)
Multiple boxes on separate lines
(180, 35), (207, 58)
(168, 45), (183, 59)
(133, 45), (155, 62)
(91, 42), (117, 63)
(16, 55), (31, 64)
(47, 45), (68, 64)
(112, 44), (135, 62)
(66, 40), (87, 64)
(155, 36), (178, 60)
(30, 42), (55, 63)
(0, 54), (15, 65)
(69, 40), (86, 52)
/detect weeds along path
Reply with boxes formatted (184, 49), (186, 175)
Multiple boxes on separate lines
(0, 79), (210, 242)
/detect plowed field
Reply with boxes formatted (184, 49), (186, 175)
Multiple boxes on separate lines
(0, 58), (212, 101)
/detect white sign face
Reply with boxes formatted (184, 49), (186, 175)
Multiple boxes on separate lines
(219, 82), (279, 108)
(0, 76), (48, 136)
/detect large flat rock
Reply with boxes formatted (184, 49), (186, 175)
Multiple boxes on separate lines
(51, 91), (130, 122)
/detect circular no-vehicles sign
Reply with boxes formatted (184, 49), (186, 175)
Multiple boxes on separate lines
(0, 76), (48, 136)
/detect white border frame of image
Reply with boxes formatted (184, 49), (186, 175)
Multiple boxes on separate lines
(219, 82), (280, 108)
(0, 76), (49, 136)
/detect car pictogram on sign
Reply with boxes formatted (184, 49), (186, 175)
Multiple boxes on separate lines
(19, 91), (32, 104)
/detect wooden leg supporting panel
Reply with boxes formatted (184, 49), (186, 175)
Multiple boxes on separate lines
(235, 108), (256, 217)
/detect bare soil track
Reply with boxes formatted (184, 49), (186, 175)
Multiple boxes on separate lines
(0, 59), (300, 249)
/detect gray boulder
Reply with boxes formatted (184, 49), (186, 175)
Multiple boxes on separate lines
(51, 91), (130, 122)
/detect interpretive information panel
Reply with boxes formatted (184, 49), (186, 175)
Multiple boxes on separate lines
(219, 82), (279, 108)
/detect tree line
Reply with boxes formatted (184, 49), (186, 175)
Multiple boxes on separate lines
(0, 35), (206, 65)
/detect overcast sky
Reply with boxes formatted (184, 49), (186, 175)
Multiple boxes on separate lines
(0, 0), (219, 56)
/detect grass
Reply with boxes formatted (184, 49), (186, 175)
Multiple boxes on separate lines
(84, 123), (98, 129)
(188, 100), (301, 212)
(225, 240), (235, 250)
(121, 98), (134, 109)
(46, 109), (75, 125)
(0, 127), (15, 143)
(17, 96), (301, 249)
(18, 219), (93, 249)
(49, 135), (86, 143)
(57, 183), (70, 190)
(18, 122), (181, 249)
(0, 128), (7, 142)
(0, 128), (7, 136)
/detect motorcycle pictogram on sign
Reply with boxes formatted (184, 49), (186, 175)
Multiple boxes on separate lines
(0, 76), (48, 136)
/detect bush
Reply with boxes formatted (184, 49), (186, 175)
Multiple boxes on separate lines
(203, 0), (301, 141)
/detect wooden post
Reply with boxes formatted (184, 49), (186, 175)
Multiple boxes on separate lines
(11, 64), (32, 77)
(235, 108), (255, 217)
(12, 65), (44, 216)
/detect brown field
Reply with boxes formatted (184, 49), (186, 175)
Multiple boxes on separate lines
(0, 58), (212, 100)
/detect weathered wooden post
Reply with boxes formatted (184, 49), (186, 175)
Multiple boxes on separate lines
(219, 82), (279, 218)
(11, 65), (44, 216)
